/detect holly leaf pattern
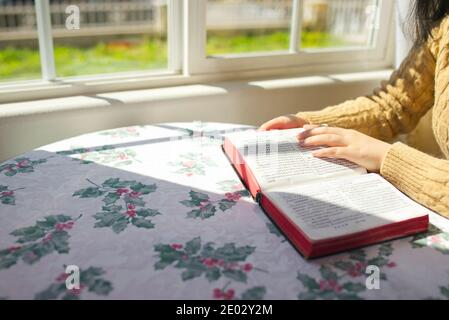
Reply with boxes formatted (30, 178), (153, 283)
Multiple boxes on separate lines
(0, 214), (80, 270)
(102, 178), (130, 189)
(0, 186), (24, 206)
(185, 237), (201, 255)
(212, 285), (267, 300)
(0, 157), (48, 177)
(98, 127), (141, 139)
(35, 266), (113, 300)
(180, 190), (247, 220)
(410, 224), (449, 254)
(131, 217), (155, 229)
(216, 180), (246, 193)
(73, 187), (105, 198)
(169, 152), (217, 176)
(440, 286), (449, 299)
(241, 287), (266, 300)
(297, 243), (396, 300)
(154, 237), (257, 284)
(218, 199), (235, 211)
(73, 178), (160, 233)
(222, 269), (247, 283)
(342, 282), (366, 293)
(266, 222), (287, 242)
(297, 273), (320, 291)
(57, 145), (138, 167)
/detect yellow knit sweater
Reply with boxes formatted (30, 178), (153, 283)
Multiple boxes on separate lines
(297, 17), (449, 218)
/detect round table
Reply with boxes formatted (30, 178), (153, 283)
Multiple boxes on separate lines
(1, 122), (449, 300)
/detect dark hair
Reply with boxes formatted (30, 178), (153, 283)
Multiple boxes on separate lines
(411, 0), (449, 45)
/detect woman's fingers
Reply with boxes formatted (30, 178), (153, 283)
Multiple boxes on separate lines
(298, 126), (346, 140)
(258, 119), (278, 131)
(259, 115), (308, 131)
(302, 124), (320, 130)
(313, 147), (358, 166)
(259, 117), (290, 131)
(312, 147), (346, 159)
(301, 134), (347, 147)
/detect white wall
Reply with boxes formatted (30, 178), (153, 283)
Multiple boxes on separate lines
(0, 70), (391, 162)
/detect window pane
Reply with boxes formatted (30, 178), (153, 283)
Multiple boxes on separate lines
(206, 0), (292, 56)
(0, 1), (41, 82)
(51, 0), (167, 77)
(301, 0), (378, 49)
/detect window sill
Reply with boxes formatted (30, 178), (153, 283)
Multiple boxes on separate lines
(0, 69), (392, 118)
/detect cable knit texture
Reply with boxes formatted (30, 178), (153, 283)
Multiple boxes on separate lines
(297, 17), (449, 218)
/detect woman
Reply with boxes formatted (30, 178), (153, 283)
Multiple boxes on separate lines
(260, 0), (449, 218)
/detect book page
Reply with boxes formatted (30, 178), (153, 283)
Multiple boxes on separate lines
(265, 174), (430, 242)
(226, 128), (366, 190)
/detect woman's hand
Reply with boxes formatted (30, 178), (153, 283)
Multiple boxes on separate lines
(297, 125), (392, 172)
(259, 114), (309, 131)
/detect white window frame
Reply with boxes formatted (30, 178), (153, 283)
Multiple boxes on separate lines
(185, 0), (394, 75)
(0, 0), (395, 104)
(0, 0), (183, 103)
(35, 0), (56, 80)
(19, 0), (182, 82)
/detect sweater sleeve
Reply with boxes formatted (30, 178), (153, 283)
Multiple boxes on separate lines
(297, 43), (436, 141)
(380, 142), (449, 218)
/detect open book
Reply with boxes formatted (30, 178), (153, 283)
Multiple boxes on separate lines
(223, 128), (430, 258)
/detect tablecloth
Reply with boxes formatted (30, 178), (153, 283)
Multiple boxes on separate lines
(1, 122), (449, 300)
